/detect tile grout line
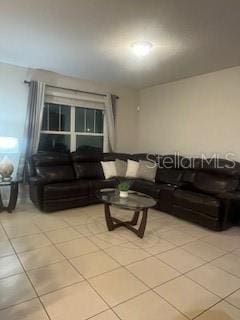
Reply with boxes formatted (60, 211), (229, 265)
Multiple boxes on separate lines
(1, 207), (240, 319)
(51, 220), (163, 318)
(88, 214), (240, 318)
(0, 220), (52, 320)
(99, 253), (190, 320)
(82, 234), (189, 317)
(191, 298), (226, 320)
(40, 221), (124, 319)
(2, 220), (239, 284)
(224, 298), (240, 312)
(54, 243), (122, 319)
(154, 249), (233, 279)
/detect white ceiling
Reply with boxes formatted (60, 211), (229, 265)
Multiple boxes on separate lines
(0, 0), (240, 89)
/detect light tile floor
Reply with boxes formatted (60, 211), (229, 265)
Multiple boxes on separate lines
(0, 201), (240, 319)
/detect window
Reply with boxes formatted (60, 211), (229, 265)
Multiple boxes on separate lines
(39, 103), (104, 153)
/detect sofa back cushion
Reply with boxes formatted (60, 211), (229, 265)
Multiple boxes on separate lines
(104, 153), (132, 161)
(201, 158), (240, 176)
(71, 151), (105, 179)
(71, 151), (103, 162)
(133, 153), (157, 162)
(73, 162), (105, 180)
(155, 168), (183, 185)
(32, 152), (71, 166)
(32, 152), (75, 183)
(181, 170), (197, 184)
(157, 155), (183, 169)
(193, 171), (238, 195)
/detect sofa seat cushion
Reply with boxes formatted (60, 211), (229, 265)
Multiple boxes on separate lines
(89, 179), (117, 195)
(173, 189), (220, 218)
(44, 181), (89, 200)
(132, 179), (161, 199)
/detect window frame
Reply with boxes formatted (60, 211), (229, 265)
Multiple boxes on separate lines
(40, 103), (105, 152)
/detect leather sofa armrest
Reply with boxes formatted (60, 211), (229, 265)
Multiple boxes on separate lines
(26, 158), (35, 178)
(29, 176), (45, 210)
(215, 192), (240, 228)
(216, 192), (240, 201)
(29, 176), (46, 185)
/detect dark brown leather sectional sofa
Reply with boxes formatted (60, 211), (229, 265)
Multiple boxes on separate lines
(28, 151), (240, 231)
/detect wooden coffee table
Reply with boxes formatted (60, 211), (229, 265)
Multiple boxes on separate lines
(98, 189), (156, 238)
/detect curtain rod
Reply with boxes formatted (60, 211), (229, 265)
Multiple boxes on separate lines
(24, 80), (119, 99)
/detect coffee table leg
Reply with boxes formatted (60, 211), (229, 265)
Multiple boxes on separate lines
(0, 191), (3, 213)
(129, 211), (140, 226)
(7, 182), (18, 213)
(137, 208), (148, 238)
(104, 203), (115, 231)
(104, 204), (148, 238)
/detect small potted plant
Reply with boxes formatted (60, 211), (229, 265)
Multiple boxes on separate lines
(118, 180), (130, 198)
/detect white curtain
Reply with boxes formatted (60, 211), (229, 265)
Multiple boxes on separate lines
(17, 81), (45, 180)
(104, 94), (116, 152)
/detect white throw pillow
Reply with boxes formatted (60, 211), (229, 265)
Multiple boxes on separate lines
(126, 159), (139, 178)
(101, 161), (117, 179)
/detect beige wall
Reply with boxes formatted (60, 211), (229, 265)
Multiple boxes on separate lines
(139, 66), (240, 160)
(0, 62), (31, 175)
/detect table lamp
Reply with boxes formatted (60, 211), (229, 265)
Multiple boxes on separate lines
(0, 137), (19, 181)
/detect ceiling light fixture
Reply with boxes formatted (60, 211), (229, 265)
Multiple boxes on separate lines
(131, 41), (153, 57)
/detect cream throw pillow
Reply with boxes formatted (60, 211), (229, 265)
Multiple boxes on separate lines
(126, 159), (139, 178)
(101, 161), (117, 179)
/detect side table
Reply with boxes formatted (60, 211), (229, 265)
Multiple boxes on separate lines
(0, 181), (19, 213)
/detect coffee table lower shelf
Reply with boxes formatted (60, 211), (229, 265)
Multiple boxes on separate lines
(104, 203), (148, 238)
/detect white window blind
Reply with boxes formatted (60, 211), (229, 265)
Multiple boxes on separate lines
(45, 87), (106, 110)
